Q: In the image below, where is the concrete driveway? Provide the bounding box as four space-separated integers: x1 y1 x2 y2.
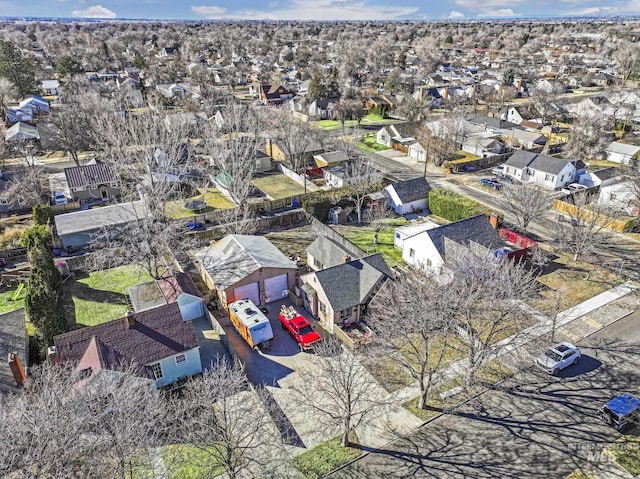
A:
332 311 640 479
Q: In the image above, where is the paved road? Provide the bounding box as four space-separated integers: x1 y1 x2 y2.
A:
332 311 640 479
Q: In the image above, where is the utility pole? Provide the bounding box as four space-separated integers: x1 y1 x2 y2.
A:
423 139 430 179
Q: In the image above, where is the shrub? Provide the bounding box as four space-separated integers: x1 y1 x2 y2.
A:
428 188 481 221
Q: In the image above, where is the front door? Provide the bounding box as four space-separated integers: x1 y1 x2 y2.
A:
100 187 108 201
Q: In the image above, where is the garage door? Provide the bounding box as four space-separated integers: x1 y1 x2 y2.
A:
233 282 260 305
263 274 289 303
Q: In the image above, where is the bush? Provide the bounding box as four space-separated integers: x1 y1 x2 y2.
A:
428 188 481 221
32 205 53 226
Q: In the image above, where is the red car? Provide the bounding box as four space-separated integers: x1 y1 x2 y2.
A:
279 305 321 351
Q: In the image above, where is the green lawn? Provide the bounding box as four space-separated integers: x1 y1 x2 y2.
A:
606 436 640 476
63 265 153 327
162 445 225 479
165 189 236 220
332 218 409 267
252 175 305 200
0 287 25 315
357 135 389 153
292 434 362 479
315 115 397 131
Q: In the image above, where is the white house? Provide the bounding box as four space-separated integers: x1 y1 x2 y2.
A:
323 162 379 189
508 129 547 149
384 177 431 215
500 107 524 125
393 219 438 249
503 150 582 189
605 141 640 165
578 167 622 188
401 214 508 278
597 182 639 216
461 134 504 157
41 80 59 96
408 142 427 162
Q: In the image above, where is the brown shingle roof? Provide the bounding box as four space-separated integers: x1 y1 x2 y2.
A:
54 303 198 377
64 162 118 189
157 271 203 304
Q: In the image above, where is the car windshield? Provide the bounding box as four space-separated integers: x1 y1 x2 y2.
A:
299 325 313 335
545 350 562 362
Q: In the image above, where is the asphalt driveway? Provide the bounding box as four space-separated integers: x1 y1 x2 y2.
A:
332 311 640 478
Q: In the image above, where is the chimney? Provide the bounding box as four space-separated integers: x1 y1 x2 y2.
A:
126 310 135 328
517 80 522 93
342 255 351 264
444 86 449 100
8 352 27 387
489 212 500 230
47 346 60 365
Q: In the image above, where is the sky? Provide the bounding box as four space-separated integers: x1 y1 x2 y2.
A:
0 0 639 21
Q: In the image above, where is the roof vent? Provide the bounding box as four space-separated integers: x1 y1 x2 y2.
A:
125 310 135 328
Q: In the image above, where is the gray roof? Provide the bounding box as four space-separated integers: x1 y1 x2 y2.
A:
54 200 146 236
64 162 118 189
194 234 296 290
5 122 39 141
309 253 392 312
510 129 547 145
425 215 505 259
606 141 640 157
592 167 621 182
468 115 523 131
128 282 166 313
504 150 538 169
388 177 431 204
314 151 349 165
529 154 572 175
306 236 352 269
0 309 27 394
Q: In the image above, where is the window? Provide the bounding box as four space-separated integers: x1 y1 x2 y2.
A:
150 363 163 379
255 159 262 168
409 248 415 258
340 307 352 320
560 175 564 182
314 257 322 269
426 259 432 267
175 354 186 365
110 182 119 188
319 302 327 314
544 173 555 182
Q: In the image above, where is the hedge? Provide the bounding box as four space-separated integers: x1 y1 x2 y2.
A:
428 188 481 222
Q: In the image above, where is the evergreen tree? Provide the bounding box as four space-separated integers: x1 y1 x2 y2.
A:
55 55 84 79
0 40 38 97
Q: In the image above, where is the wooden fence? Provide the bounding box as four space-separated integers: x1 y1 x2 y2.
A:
446 150 514 173
552 199 631 232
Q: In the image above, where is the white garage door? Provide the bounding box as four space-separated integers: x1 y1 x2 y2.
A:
263 274 289 303
233 282 260 305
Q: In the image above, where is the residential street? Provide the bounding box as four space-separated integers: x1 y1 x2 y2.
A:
332 311 640 479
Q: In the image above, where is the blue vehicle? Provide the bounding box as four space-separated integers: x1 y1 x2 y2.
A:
598 393 640 432
186 221 204 231
480 178 501 190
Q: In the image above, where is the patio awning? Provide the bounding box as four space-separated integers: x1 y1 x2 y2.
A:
301 282 316 296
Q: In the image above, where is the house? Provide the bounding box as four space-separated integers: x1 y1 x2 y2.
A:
19 95 50 115
393 219 439 249
96 68 118 81
159 47 179 58
54 200 146 250
500 107 524 125
156 83 188 98
468 115 523 132
461 135 504 157
128 271 205 321
313 151 349 168
299 253 393 333
194 234 297 308
408 142 428 162
53 303 202 389
385 177 431 215
605 141 640 165
365 95 395 115
117 77 141 90
401 214 508 278
265 138 323 164
376 123 419 152
6 108 33 124
579 167 622 188
64 161 122 203
4 122 39 142
41 79 59 96
0 309 28 394
503 150 579 189
306 235 359 272
258 83 293 106
323 161 378 189
593 72 616 87
597 181 639 216
308 97 339 120
508 129 547 149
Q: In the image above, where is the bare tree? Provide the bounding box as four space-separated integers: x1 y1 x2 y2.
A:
553 191 615 262
0 77 16 122
293 338 381 447
500 181 551 234
565 109 611 161
344 159 383 223
170 358 288 479
366 201 394 244
421 114 465 167
529 81 564 125
613 43 640 86
329 123 363 160
368 273 454 409
444 256 541 388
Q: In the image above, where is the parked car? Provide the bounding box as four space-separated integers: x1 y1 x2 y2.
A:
53 192 68 205
480 178 501 190
561 183 588 195
186 221 204 231
598 393 640 432
491 164 505 176
535 342 581 375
